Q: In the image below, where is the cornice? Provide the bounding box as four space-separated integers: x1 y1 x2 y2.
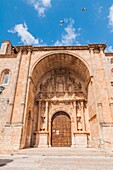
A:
88 44 106 49
15 44 107 52
16 45 88 51
0 54 17 58
0 41 109 54
105 53 113 56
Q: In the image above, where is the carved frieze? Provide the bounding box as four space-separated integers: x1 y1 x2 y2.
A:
36 68 85 100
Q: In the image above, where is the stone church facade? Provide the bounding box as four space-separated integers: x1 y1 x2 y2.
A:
0 40 113 151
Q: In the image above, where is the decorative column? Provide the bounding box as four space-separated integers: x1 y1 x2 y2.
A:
45 101 49 131
11 48 32 125
97 103 104 123
97 103 104 147
81 101 85 131
35 101 41 147
21 49 32 124
48 119 51 147
84 102 90 132
35 101 49 147
88 45 102 147
99 46 112 122
6 49 22 125
73 101 77 131
76 101 82 131
71 101 77 147
37 101 41 131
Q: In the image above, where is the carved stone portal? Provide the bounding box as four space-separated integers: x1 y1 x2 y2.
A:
35 68 88 147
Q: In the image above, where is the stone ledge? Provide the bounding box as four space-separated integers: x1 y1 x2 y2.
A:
73 131 90 134
35 131 49 134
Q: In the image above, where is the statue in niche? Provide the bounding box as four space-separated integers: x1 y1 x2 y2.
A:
42 101 46 112
73 81 82 91
68 84 72 93
77 117 82 131
40 115 46 131
46 78 51 86
39 83 46 92
40 83 43 92
76 101 82 131
78 82 82 89
77 110 81 117
70 77 75 83
77 119 83 131
74 82 78 90
47 83 53 93
40 102 46 131
58 80 64 93
77 102 82 111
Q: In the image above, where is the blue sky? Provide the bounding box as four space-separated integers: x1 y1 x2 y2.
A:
0 0 113 51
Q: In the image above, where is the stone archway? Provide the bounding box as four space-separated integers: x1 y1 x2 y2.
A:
51 111 71 147
24 52 92 148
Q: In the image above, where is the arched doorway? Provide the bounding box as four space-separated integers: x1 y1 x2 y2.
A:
51 111 71 147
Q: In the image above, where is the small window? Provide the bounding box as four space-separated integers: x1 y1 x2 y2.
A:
1 69 10 85
3 73 9 84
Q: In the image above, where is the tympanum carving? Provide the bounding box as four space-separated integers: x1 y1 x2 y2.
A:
36 68 85 100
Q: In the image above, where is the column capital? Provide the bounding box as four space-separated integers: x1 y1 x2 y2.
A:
27 48 33 53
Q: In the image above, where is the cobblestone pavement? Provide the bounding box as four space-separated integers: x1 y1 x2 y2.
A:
0 148 113 170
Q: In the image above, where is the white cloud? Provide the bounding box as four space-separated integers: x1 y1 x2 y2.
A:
26 0 52 16
98 6 103 15
8 23 41 45
54 18 80 46
108 4 113 32
41 0 51 7
108 46 113 52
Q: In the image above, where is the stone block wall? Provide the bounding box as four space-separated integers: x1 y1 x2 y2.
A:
0 41 113 150
0 125 22 151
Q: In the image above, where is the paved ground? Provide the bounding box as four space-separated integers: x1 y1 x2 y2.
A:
0 148 113 170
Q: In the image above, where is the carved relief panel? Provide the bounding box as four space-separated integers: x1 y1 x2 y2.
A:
36 68 87 133
36 68 86 100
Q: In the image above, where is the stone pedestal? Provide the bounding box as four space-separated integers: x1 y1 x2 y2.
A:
72 132 89 148
35 131 49 148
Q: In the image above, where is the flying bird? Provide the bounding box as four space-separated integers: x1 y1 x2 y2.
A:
82 7 86 11
59 24 63 26
59 20 64 26
60 20 64 23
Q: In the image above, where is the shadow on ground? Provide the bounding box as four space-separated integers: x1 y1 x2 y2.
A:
0 159 13 167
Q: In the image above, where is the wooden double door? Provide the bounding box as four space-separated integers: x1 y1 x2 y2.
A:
51 111 71 147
